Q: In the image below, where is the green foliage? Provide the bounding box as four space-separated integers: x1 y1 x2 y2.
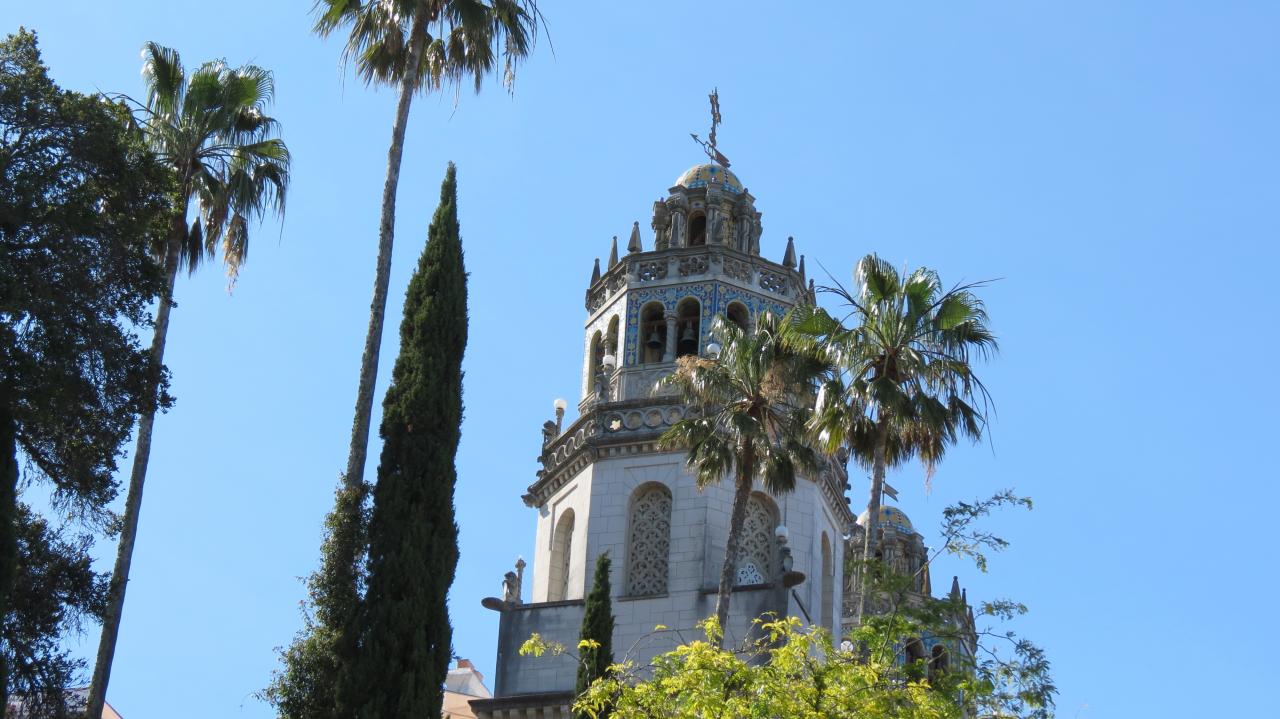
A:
0 29 171 709
262 477 368 719
129 41 291 283
565 494 1054 719
790 254 998 620
0 28 171 514
576 553 615 719
658 312 825 641
576 616 963 719
794 253 998 478
5 505 106 719
313 0 545 95
340 164 467 719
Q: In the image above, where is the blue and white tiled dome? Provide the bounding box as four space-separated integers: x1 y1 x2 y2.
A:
859 505 914 534
674 162 743 194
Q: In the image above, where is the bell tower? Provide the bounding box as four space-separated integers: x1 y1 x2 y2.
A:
475 150 854 718
580 160 811 408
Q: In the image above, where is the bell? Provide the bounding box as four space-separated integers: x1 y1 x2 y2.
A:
680 324 696 342
646 331 663 349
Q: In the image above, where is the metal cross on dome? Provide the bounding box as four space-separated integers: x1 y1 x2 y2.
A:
690 88 732 167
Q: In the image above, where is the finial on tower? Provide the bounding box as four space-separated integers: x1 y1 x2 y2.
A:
690 88 731 167
590 257 601 285
608 236 619 269
628 221 642 253
783 236 797 269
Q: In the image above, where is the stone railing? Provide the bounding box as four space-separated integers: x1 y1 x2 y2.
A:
529 397 698 507
585 245 804 314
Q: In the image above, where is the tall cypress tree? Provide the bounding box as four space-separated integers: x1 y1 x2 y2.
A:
342 163 467 719
575 553 615 719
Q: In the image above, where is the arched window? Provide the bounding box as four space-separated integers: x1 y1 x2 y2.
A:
548 509 575 601
904 638 927 680
640 302 667 364
589 331 604 394
626 484 672 596
688 212 706 246
606 316 620 359
734 494 777 586
930 644 949 683
821 532 835 629
676 298 700 357
726 302 749 333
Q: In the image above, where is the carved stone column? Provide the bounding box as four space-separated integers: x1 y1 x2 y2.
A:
663 312 678 362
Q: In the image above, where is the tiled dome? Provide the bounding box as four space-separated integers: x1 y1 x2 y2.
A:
858 505 914 534
674 162 743 194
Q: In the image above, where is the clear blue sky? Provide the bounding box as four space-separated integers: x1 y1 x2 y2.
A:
6 2 1278 717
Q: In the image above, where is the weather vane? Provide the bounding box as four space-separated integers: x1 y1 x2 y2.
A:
690 88 731 167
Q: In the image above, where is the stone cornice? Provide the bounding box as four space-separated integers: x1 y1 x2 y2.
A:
528 398 856 527
585 244 809 318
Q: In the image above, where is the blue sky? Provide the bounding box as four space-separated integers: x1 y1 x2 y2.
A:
6 2 1279 717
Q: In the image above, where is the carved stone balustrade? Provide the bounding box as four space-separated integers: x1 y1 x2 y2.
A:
584 245 809 316
529 397 700 508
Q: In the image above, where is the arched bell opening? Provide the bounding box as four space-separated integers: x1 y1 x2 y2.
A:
726 301 749 333
589 330 605 394
929 644 949 684
676 298 700 357
904 638 927 681
606 316 620 358
688 212 707 247
640 302 667 365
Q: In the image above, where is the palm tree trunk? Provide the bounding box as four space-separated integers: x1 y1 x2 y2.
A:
714 450 755 648
86 215 182 719
855 422 889 625
342 13 429 494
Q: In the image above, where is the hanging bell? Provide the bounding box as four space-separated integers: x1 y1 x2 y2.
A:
680 324 696 342
646 330 663 349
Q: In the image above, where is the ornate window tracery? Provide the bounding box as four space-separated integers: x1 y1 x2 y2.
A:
734 495 776 586
626 484 672 596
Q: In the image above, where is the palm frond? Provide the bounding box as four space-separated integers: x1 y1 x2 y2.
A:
311 0 543 97
796 254 999 491
140 42 184 120
134 43 290 283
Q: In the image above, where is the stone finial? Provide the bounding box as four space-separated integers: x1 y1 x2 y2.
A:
950 575 962 600
628 221 642 253
590 257 601 285
608 236 619 269
798 254 807 283
783 236 797 269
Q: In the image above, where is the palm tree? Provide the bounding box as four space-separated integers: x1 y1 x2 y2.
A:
792 254 996 622
658 313 823 645
313 0 543 496
86 43 289 718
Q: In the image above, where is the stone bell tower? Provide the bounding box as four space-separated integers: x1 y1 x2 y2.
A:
473 156 855 719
